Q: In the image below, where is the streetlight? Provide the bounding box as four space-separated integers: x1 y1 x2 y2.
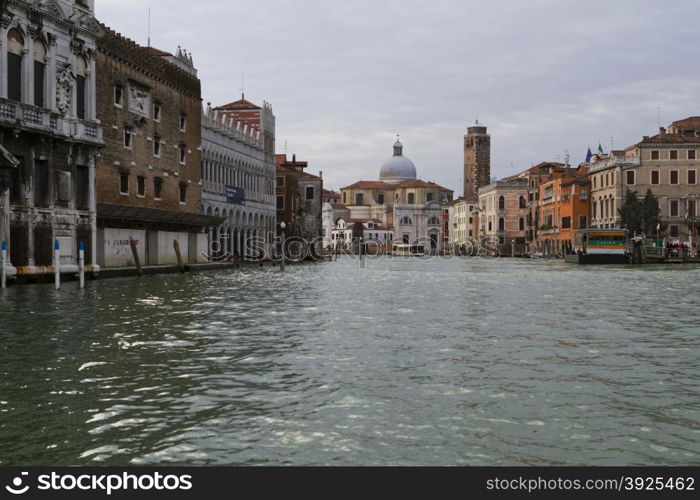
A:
279 222 286 271
511 238 515 258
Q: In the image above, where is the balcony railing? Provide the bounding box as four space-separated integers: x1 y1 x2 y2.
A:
0 98 103 144
587 156 640 173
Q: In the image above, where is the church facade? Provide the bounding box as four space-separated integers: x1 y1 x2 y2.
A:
325 138 453 251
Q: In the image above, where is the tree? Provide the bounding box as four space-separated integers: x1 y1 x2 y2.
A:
618 188 642 234
641 189 662 235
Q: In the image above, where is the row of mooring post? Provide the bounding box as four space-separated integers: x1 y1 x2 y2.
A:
53 239 86 290
0 239 85 290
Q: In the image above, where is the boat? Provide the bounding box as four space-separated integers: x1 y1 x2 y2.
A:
564 228 629 264
391 243 425 257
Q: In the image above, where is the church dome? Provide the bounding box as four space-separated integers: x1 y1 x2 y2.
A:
379 138 417 183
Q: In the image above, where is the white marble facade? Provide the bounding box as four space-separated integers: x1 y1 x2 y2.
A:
201 105 276 259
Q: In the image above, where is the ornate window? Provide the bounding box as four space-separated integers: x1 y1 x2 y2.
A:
400 216 412 225
128 84 150 117
76 56 87 119
428 216 439 225
7 29 24 102
33 41 47 107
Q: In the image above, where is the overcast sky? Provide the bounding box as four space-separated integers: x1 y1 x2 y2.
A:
97 0 700 193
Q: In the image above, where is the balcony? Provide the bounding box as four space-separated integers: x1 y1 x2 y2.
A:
587 155 640 174
539 226 559 235
0 98 103 145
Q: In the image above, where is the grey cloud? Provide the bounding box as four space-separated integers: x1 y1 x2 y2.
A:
98 0 700 192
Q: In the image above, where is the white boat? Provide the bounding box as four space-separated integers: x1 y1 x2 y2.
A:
391 243 425 257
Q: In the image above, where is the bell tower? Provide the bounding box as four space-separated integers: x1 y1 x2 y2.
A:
463 123 490 200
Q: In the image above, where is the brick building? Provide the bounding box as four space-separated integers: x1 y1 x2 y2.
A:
94 27 220 268
276 154 323 241
275 157 300 239
0 0 104 281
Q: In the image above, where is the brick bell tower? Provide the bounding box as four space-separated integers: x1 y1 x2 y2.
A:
463 122 491 200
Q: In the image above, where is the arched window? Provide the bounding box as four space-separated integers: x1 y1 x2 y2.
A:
7 29 24 102
519 217 525 231
400 216 412 225
428 216 439 225
592 200 597 219
498 217 505 231
519 196 526 209
75 56 87 119
499 195 505 210
355 193 364 205
408 193 415 204
33 40 47 107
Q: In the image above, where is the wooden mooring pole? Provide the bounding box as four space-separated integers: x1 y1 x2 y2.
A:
130 238 143 276
173 239 185 273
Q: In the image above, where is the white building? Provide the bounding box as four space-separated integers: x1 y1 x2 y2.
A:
449 197 477 246
201 103 276 259
330 217 393 250
338 138 453 252
0 0 103 280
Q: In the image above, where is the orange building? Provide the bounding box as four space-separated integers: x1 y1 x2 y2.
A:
537 167 590 255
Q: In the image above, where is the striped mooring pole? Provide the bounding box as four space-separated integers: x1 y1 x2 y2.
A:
1 240 7 289
54 239 60 290
79 241 85 289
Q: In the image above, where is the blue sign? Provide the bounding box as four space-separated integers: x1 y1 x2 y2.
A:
226 186 245 205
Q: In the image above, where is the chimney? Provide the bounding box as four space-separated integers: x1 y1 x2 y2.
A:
659 127 666 135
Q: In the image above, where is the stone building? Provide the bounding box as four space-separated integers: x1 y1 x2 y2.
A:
338 138 453 252
584 151 634 231
0 0 103 281
201 102 276 260
463 123 490 201
214 97 275 173
477 177 528 254
94 27 220 268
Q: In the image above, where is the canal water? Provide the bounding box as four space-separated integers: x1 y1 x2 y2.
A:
1 257 698 466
